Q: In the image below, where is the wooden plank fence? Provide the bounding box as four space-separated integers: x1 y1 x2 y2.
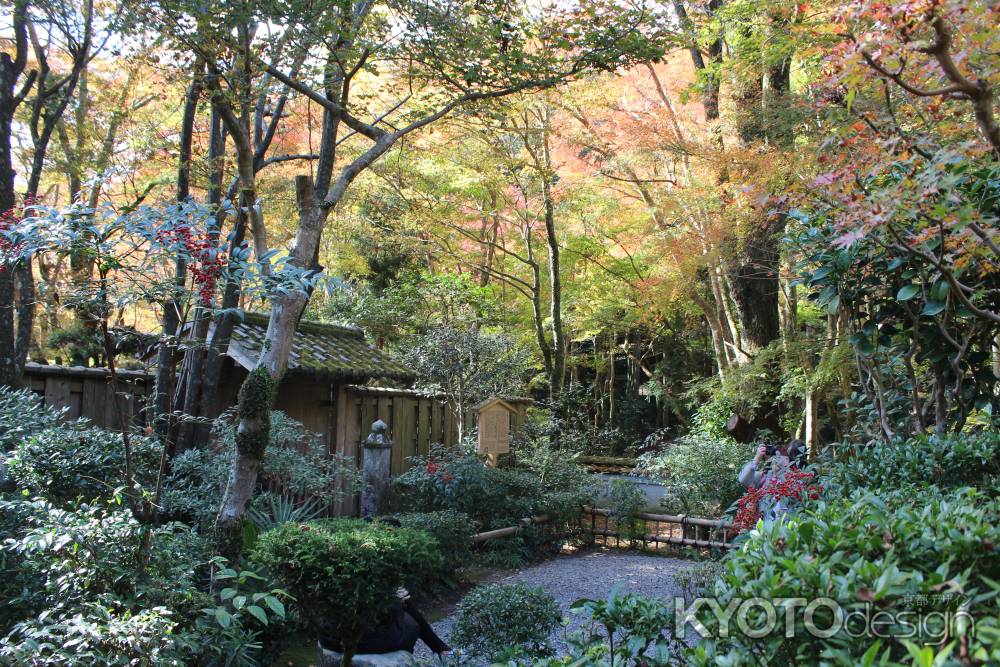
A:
23 363 154 431
337 385 528 474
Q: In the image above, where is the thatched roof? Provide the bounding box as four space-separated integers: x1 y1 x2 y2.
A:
222 313 414 382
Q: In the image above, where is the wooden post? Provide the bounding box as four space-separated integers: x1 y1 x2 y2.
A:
476 397 513 467
805 388 819 462
390 397 407 475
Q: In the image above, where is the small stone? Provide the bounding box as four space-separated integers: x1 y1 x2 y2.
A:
318 643 415 667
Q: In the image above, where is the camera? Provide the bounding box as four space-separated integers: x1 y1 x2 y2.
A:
764 444 777 456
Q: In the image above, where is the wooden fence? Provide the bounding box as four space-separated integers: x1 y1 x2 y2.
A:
337 385 529 476
328 385 529 516
468 508 734 553
23 363 154 431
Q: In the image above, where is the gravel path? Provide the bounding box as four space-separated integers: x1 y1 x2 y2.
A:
415 549 692 662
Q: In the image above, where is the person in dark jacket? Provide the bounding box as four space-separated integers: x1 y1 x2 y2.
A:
319 587 450 658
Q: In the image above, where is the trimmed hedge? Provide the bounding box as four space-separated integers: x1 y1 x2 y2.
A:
252 519 443 663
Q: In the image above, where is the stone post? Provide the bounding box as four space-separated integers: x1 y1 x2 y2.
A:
361 419 392 518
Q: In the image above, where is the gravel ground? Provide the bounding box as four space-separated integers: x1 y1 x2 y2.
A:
414 549 693 663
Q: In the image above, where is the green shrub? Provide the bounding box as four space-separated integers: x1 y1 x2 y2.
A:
687 487 1000 665
389 510 475 576
392 451 593 567
639 434 754 516
827 431 1000 496
451 583 562 660
605 478 646 541
502 592 685 666
0 496 285 665
252 520 443 665
161 410 358 527
2 601 184 666
392 454 544 528
0 497 52 631
0 386 67 451
566 592 680 665
5 426 161 506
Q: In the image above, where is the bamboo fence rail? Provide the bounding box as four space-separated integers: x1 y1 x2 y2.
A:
470 507 735 550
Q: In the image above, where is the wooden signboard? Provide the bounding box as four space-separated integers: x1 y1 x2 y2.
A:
476 398 514 461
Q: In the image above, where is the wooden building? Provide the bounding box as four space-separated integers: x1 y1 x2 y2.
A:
208 313 415 453
206 314 530 469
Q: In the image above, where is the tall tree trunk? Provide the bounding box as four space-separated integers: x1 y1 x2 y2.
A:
691 291 729 380
0 0 31 388
542 175 564 397
214 175 325 560
528 252 552 378
722 218 783 355
176 108 227 452
0 102 21 386
176 43 305 453
711 265 741 363
536 107 565 398
153 64 203 446
723 11 791 358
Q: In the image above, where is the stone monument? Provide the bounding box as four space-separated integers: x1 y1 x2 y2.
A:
361 419 392 517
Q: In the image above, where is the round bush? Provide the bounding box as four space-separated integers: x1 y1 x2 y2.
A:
451 583 562 660
252 520 443 662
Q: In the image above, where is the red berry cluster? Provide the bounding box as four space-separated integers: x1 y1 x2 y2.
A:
155 223 226 306
424 460 454 484
732 467 823 533
0 195 37 272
